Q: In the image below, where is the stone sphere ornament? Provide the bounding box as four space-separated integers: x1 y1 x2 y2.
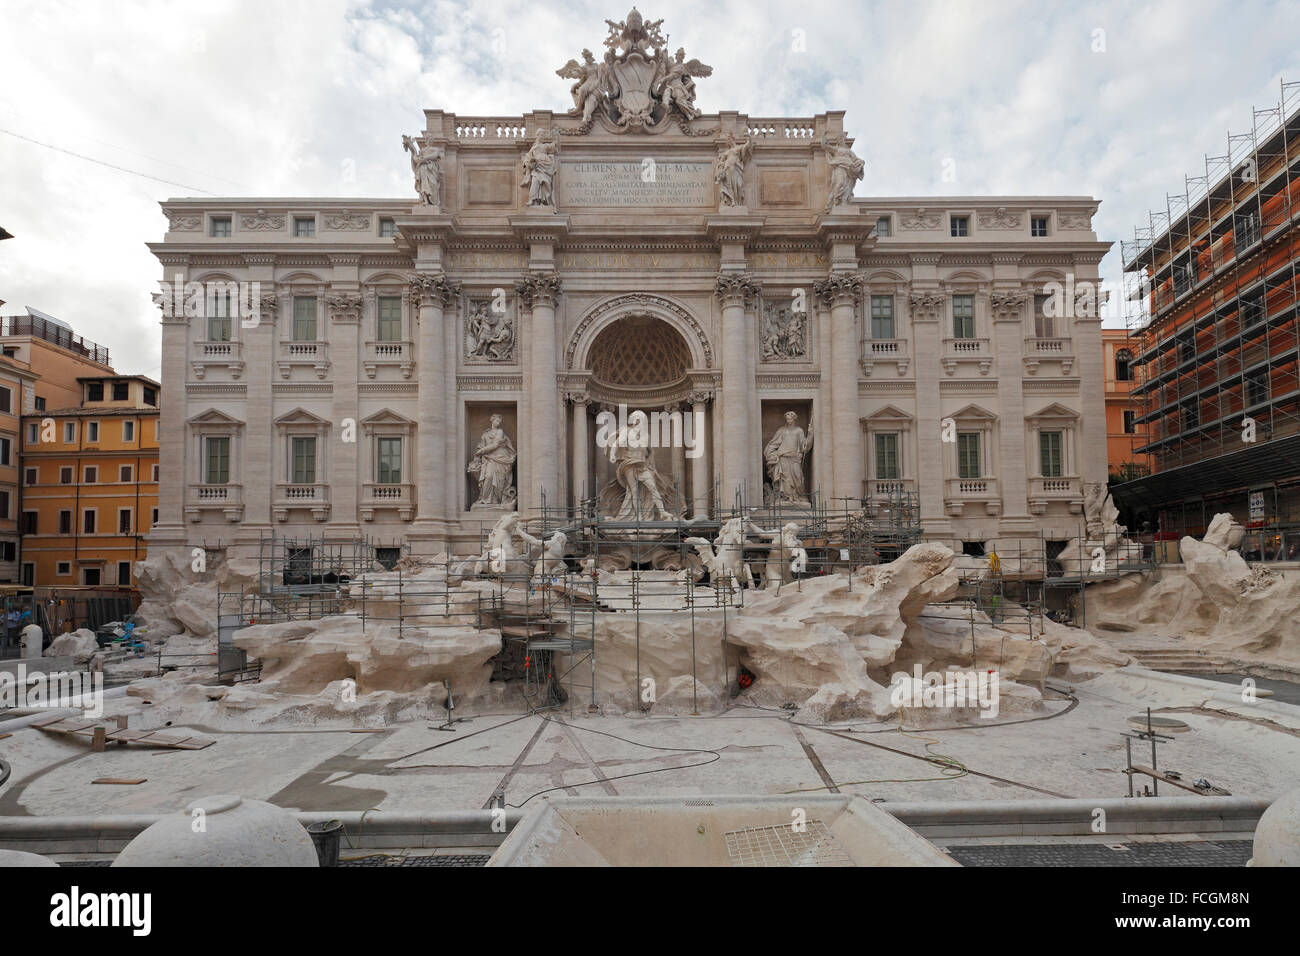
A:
112 794 319 867
1251 785 1300 867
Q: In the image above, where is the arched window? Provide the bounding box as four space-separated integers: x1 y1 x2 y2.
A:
1115 348 1133 382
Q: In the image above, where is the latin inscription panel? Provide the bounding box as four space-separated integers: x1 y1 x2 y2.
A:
559 162 714 207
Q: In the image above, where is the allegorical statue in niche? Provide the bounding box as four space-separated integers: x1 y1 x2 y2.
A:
468 414 517 506
601 410 675 521
466 303 514 361
824 133 865 211
557 48 609 124
402 134 444 208
761 303 807 360
521 131 559 207
714 133 751 208
764 411 814 504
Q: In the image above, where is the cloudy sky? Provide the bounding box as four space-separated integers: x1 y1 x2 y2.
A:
2 0 1298 377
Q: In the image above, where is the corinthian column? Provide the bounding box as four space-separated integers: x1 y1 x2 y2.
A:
714 272 761 509
410 273 460 523
688 388 713 517
815 272 865 503
516 271 562 511
570 393 590 508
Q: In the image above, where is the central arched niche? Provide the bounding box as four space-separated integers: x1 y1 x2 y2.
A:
587 314 692 389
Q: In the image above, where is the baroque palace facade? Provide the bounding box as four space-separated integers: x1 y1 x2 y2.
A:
149 9 1110 560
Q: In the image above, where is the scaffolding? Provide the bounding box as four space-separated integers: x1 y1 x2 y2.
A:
1121 79 1300 536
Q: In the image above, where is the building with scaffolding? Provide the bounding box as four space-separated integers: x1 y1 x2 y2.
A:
1117 80 1300 554
148 8 1113 571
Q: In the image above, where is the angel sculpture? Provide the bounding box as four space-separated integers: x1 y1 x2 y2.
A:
556 49 608 124
655 48 712 120
714 134 751 208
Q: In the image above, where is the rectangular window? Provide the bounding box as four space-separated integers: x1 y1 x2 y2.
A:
21 561 33 585
118 509 132 534
151 507 159 525
1031 216 1049 237
210 216 232 237
87 422 99 443
152 463 160 482
25 423 37 444
119 465 133 483
34 396 44 411
205 436 230 484
1034 294 1054 337
56 561 70 576
377 437 403 484
950 215 969 237
1 543 16 562
378 218 396 237
143 387 157 406
291 437 317 484
0 491 9 519
24 467 36 485
874 216 891 238
84 466 97 484
870 296 895 339
874 432 900 480
1039 431 1063 477
118 562 132 586
293 216 316 237
208 290 232 341
112 382 128 401
957 432 981 479
1123 410 1136 434
0 387 10 413
20 511 37 534
83 510 96 534
59 467 73 485
83 568 100 586
0 437 9 466
952 294 976 338
377 296 402 342
292 296 317 341
59 510 72 535
1247 367 1269 406
1183 401 1200 430
64 422 76 443
87 382 104 401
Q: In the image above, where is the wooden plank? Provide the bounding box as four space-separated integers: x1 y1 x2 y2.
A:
1129 764 1229 796
92 778 147 785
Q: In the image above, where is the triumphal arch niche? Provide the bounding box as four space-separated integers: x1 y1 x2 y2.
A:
154 5 1108 560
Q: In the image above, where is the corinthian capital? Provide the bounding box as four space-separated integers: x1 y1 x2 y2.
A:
813 272 865 305
514 271 562 307
409 273 461 308
714 271 761 304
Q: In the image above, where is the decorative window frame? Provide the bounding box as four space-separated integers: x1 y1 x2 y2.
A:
276 276 331 379
861 405 915 495
185 409 245 523
273 408 331 522
363 279 415 378
360 409 417 522
943 403 1000 516
1025 403 1083 515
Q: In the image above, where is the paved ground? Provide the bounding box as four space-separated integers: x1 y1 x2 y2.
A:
3 668 1298 816
1172 672 1300 706
945 840 1252 867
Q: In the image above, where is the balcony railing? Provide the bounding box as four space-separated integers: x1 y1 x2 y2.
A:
859 338 910 376
277 340 331 379
1028 476 1082 514
361 482 415 521
192 340 244 380
273 482 331 521
863 478 916 499
940 337 992 375
944 476 1000 516
1022 336 1075 375
363 340 414 379
0 315 111 365
185 483 243 522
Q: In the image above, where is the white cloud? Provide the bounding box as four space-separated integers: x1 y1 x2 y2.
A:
1 0 1297 374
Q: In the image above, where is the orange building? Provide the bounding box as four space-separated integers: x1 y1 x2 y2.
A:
20 375 160 587
1102 328 1144 479
1 308 113 410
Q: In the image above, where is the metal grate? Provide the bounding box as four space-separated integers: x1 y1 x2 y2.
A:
724 821 853 867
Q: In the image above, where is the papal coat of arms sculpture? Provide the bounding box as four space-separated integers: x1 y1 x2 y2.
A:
556 7 714 134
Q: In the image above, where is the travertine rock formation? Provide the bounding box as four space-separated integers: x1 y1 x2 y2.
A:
44 628 99 663
133 549 258 640
1088 512 1299 668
